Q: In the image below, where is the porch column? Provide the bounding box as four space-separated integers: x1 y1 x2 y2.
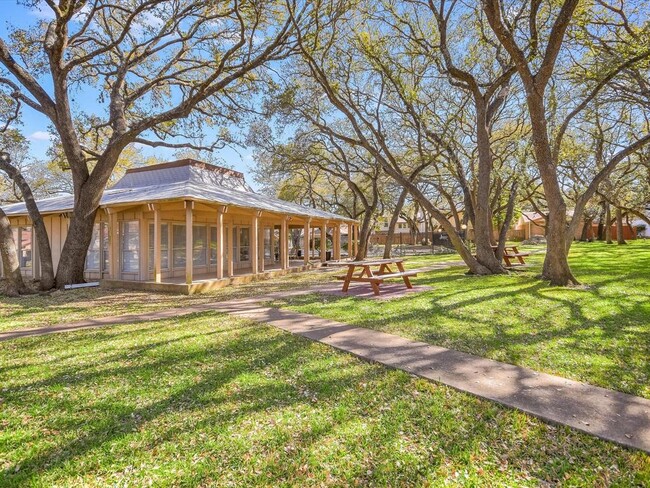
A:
348 224 353 258
320 222 327 263
151 204 162 283
355 224 359 257
227 223 234 277
303 219 310 265
334 224 341 260
185 200 193 285
217 206 226 280
251 212 260 274
281 217 289 270
108 209 119 279
259 222 265 273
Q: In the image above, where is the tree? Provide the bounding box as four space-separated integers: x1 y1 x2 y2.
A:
0 206 27 296
0 150 56 289
251 125 388 259
1 0 313 287
482 0 650 285
388 0 518 272
282 0 513 274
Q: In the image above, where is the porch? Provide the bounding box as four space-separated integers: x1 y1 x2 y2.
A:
98 199 360 293
102 260 325 294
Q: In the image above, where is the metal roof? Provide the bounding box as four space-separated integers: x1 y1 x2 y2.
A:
1 160 354 222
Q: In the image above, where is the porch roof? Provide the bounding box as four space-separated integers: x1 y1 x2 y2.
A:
1 160 354 222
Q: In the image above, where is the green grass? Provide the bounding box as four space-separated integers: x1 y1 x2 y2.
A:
0 268 334 332
275 241 650 398
1 313 648 486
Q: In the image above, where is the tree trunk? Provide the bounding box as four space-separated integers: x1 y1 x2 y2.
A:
423 212 429 244
355 209 374 260
605 203 613 244
55 187 100 287
579 218 592 241
616 207 627 245
473 101 506 274
0 160 55 290
596 203 605 240
526 92 577 285
384 187 408 258
495 181 518 263
0 207 27 296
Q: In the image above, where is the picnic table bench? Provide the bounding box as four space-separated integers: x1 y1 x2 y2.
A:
491 245 530 267
330 258 418 295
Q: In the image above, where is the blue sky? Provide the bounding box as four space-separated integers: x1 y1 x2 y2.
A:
1 1 259 187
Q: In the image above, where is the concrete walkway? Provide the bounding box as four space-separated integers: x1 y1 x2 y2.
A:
2 289 649 453
212 298 650 453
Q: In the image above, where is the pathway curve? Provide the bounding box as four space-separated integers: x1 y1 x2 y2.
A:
2 282 649 453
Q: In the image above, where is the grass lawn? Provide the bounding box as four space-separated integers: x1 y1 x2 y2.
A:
274 241 650 398
0 252 466 333
0 268 334 333
1 312 648 486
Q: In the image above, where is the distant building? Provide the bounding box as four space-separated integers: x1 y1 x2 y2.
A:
511 210 637 241
371 216 427 245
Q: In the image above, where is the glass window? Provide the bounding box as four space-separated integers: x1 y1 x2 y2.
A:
121 221 139 272
232 226 238 263
273 228 280 262
173 224 186 268
223 226 229 269
101 222 109 272
264 228 272 259
239 227 250 262
210 226 218 265
19 227 32 268
193 225 207 266
148 223 169 271
86 224 100 270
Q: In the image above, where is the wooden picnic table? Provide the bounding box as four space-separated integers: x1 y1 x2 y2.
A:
491 245 530 267
330 258 418 295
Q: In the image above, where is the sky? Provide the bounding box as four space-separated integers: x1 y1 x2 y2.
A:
0 1 260 189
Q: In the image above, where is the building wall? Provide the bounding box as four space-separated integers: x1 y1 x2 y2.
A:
371 232 421 246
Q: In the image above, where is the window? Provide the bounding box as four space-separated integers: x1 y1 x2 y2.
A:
86 224 101 270
210 226 218 265
232 227 239 263
121 221 139 272
172 224 186 268
148 223 169 271
239 227 250 262
193 225 207 266
101 223 109 272
13 227 32 268
263 228 272 259
273 228 280 262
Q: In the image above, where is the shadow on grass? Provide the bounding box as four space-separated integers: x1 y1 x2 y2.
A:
2 314 646 486
276 243 650 396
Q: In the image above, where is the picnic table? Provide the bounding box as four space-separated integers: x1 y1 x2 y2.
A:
330 258 418 295
491 245 530 267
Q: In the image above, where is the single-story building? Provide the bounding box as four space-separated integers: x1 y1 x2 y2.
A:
511 211 637 241
1 159 359 293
